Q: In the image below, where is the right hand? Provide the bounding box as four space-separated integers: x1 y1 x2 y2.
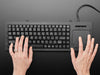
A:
71 34 99 75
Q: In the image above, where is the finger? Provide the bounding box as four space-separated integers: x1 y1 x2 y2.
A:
29 46 33 63
18 35 24 53
9 43 14 57
85 34 91 52
71 48 76 63
90 44 98 62
14 37 19 52
89 38 95 55
78 36 83 55
23 37 28 55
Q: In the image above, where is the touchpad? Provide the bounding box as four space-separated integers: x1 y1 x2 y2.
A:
73 30 89 50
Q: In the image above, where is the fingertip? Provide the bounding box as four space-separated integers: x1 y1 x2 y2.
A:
94 43 99 53
88 34 91 37
9 43 14 56
30 46 33 53
97 43 99 46
70 48 73 52
70 48 72 53
25 37 28 39
9 43 11 52
92 38 95 40
96 43 99 48
70 48 74 54
16 37 19 39
70 47 73 50
71 47 74 50
26 37 29 40
10 43 13 49
31 46 33 52
79 36 81 40
30 46 32 49
20 35 24 40
25 37 28 43
70 48 76 62
11 43 13 46
31 46 33 49
88 34 91 40
19 35 24 42
92 38 95 42
22 35 24 37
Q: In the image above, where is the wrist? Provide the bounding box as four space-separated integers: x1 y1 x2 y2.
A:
13 69 26 75
77 71 90 75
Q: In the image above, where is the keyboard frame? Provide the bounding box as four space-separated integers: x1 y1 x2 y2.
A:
5 22 92 52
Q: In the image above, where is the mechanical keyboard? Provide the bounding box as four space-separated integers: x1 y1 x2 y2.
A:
5 22 92 51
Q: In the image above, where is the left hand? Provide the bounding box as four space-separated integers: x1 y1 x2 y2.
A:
9 36 33 75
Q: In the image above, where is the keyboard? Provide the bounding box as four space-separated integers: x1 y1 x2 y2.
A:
5 22 92 51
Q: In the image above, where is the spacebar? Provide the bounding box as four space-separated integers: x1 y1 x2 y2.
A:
32 45 43 48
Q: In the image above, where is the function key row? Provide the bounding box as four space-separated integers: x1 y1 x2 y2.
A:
8 24 70 28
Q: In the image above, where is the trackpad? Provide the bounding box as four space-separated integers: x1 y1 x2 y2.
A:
73 30 89 50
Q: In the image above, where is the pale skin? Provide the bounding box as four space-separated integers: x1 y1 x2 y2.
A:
9 35 98 75
9 36 33 75
71 34 99 75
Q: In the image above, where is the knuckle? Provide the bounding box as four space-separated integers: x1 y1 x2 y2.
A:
19 43 22 47
25 44 27 48
23 54 27 59
18 55 21 58
18 46 22 50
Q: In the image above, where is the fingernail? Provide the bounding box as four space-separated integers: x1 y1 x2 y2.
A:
92 38 95 41
96 43 99 46
79 36 81 39
26 37 29 39
88 34 91 37
22 35 24 38
11 43 13 46
31 46 32 49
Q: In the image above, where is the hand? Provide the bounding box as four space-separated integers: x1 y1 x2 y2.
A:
71 34 99 75
9 36 33 75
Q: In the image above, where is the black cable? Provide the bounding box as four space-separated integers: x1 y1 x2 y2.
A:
76 4 100 22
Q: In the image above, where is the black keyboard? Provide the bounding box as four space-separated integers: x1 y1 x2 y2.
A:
5 22 92 51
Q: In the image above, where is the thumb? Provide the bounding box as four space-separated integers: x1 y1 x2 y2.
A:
71 48 76 63
29 46 33 63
